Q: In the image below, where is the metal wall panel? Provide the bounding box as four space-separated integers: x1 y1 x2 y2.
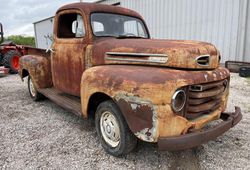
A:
99 0 248 63
243 0 250 62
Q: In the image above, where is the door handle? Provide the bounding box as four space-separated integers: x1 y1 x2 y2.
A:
46 48 55 53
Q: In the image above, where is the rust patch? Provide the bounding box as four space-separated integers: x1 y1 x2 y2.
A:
81 65 230 141
92 38 220 69
114 93 158 142
19 53 52 89
116 98 153 132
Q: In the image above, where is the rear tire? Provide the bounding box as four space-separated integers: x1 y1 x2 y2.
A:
28 76 44 101
95 100 137 156
3 50 21 74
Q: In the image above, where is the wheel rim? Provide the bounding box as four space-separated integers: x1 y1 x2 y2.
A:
100 111 120 147
29 79 36 97
11 56 20 70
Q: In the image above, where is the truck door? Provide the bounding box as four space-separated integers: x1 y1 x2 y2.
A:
52 10 87 96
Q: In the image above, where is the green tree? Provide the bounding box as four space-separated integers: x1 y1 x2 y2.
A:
5 35 35 47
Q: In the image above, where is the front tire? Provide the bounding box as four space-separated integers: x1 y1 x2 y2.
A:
95 100 137 156
28 76 43 101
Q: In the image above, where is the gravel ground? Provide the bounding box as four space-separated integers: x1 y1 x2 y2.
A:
0 73 249 170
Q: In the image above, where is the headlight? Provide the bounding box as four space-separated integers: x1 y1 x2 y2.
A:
171 89 186 112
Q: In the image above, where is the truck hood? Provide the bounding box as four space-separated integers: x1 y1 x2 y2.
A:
92 38 220 69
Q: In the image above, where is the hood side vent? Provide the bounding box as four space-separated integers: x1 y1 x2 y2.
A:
105 52 168 64
196 55 210 66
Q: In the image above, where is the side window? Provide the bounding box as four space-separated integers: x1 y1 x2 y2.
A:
57 13 85 38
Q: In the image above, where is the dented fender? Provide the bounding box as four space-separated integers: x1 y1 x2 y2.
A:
19 55 53 89
80 65 230 142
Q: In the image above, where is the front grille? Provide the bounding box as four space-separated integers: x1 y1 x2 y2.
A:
186 79 228 119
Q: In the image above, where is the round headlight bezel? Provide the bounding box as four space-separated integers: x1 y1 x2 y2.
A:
171 89 187 112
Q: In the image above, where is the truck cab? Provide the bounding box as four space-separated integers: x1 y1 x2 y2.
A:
19 3 242 156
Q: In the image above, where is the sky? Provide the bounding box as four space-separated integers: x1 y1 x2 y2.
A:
0 0 97 36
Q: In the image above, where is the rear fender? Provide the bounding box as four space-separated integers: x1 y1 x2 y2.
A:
19 55 52 89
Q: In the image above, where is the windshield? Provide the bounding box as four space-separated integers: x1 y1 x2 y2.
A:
91 13 149 38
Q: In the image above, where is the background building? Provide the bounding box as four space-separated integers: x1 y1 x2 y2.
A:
34 0 250 63
34 17 54 49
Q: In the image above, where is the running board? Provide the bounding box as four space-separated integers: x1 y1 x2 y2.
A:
38 87 82 117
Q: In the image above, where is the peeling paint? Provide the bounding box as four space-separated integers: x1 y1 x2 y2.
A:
114 93 158 142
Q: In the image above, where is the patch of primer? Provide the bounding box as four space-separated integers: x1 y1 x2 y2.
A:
131 103 138 110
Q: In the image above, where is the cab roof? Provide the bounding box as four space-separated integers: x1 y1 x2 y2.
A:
57 3 142 19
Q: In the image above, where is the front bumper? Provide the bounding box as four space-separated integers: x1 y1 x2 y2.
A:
158 107 242 151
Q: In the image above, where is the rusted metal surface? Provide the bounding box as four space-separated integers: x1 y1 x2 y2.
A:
57 3 144 26
158 107 242 151
81 65 230 141
114 93 157 142
19 48 52 89
51 9 91 96
187 79 229 119
92 38 220 69
18 2 238 145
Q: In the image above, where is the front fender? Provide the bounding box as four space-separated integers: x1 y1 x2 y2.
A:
19 55 52 89
81 65 230 142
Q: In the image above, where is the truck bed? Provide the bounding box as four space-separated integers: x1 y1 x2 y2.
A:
24 46 50 57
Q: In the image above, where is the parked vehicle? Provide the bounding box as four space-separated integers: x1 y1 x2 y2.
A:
0 23 26 73
18 3 242 156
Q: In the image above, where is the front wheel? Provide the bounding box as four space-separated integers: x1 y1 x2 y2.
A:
95 100 137 156
28 76 44 101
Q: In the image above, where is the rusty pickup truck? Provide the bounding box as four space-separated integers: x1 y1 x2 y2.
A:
19 3 242 156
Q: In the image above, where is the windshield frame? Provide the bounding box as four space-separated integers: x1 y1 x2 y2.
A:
90 12 150 39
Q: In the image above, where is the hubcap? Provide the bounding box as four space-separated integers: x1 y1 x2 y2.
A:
29 79 36 97
11 56 20 70
100 111 120 147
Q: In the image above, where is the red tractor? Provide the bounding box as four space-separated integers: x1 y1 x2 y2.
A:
0 23 26 73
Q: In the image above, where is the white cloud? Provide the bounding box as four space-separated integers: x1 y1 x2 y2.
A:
6 24 34 36
0 0 97 36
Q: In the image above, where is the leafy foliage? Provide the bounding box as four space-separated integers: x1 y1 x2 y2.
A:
5 35 35 47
